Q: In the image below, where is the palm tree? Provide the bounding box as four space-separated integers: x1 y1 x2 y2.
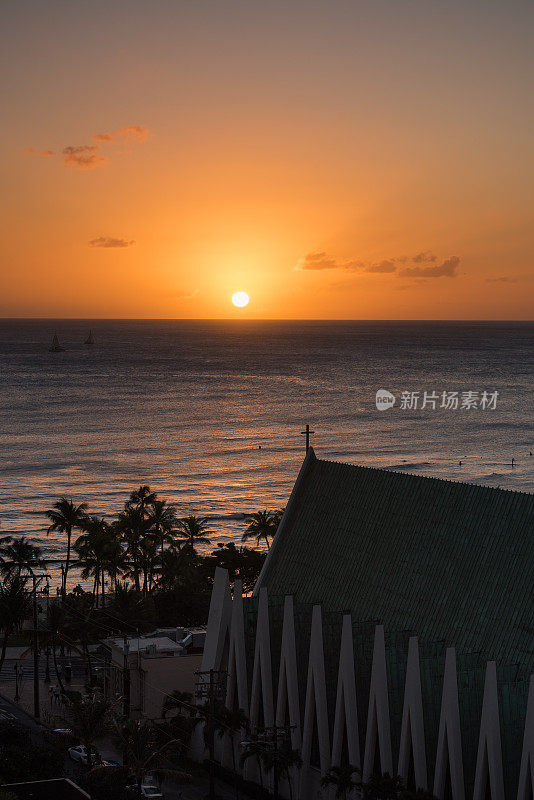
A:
127 486 157 517
45 499 88 599
261 741 302 800
360 772 406 799
239 736 265 794
156 546 200 591
162 690 195 760
107 583 153 633
148 500 178 560
62 693 112 769
162 689 193 718
113 718 189 800
241 511 278 550
321 764 360 799
0 577 32 675
46 600 69 689
115 506 153 592
75 517 113 606
176 516 213 551
0 537 46 579
215 705 249 798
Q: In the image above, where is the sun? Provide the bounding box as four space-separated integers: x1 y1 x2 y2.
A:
232 291 250 308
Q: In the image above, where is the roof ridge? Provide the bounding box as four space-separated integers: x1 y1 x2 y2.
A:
315 456 534 498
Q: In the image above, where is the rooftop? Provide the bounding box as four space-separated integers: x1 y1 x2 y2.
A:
256 448 534 671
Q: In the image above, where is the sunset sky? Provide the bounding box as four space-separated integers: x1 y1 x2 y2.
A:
1 0 533 319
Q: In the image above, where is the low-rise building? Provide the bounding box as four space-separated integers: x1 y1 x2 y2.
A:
101 628 205 720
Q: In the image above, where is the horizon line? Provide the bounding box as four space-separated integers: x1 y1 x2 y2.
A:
0 317 533 323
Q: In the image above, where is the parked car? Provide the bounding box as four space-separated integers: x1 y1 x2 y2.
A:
125 785 163 799
67 744 101 765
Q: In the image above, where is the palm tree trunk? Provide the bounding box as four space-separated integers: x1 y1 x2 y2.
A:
258 759 264 793
45 646 51 683
63 527 72 599
284 769 293 800
52 643 65 691
0 628 11 676
101 567 105 607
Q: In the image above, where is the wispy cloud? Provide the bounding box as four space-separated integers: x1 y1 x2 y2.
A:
93 125 150 144
26 124 151 170
63 145 106 170
295 252 365 271
485 276 517 283
366 259 397 274
24 147 55 157
296 250 461 279
399 256 460 278
89 236 135 248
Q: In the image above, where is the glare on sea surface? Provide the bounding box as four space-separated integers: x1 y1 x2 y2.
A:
232 291 249 308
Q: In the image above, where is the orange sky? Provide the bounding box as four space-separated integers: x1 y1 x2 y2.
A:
1 0 533 319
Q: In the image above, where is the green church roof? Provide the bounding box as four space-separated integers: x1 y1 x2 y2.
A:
256 448 534 673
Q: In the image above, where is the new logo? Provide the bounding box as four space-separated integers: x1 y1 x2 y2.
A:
375 389 396 411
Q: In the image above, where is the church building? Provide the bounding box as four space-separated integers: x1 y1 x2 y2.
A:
197 448 534 799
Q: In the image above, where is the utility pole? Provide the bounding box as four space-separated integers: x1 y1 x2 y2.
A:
272 724 279 800
123 635 130 719
195 667 227 800
31 572 40 720
28 569 45 720
300 424 315 452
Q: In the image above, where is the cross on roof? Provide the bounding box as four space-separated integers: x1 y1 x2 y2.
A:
300 424 315 452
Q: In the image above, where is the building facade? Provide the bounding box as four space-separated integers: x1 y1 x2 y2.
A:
102 631 204 720
196 448 534 800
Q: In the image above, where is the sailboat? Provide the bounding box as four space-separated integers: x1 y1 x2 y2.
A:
49 334 65 352
84 330 95 346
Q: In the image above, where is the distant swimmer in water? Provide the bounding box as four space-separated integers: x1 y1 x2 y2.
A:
258 445 262 449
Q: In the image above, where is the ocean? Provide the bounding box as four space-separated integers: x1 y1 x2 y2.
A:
0 319 532 589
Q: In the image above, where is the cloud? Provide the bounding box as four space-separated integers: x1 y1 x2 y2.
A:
366 259 397 274
412 251 437 263
89 236 135 248
24 147 55 157
296 250 461 279
27 124 150 171
399 256 460 278
93 125 150 143
63 145 107 170
485 276 517 283
296 252 339 270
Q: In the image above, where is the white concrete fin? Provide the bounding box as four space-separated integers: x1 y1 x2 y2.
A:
433 648 465 800
517 676 534 800
225 579 249 715
250 586 275 729
245 587 274 784
221 580 249 771
362 625 393 781
200 566 232 673
301 605 331 775
331 613 361 773
398 636 427 790
472 662 505 800
192 567 232 762
275 595 302 749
